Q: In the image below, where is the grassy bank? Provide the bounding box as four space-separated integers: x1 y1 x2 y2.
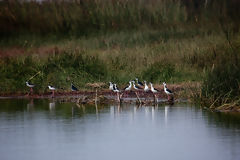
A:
0 29 225 93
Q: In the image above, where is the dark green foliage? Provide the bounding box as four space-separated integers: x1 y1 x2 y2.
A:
141 62 175 82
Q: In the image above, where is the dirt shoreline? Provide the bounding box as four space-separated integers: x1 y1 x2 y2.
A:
0 90 184 105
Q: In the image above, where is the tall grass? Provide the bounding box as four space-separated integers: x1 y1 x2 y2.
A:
1 0 240 39
0 0 188 38
199 37 240 109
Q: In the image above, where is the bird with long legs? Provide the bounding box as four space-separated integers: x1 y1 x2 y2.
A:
163 82 174 101
150 82 160 103
48 85 56 98
132 81 142 104
143 81 150 101
122 81 132 97
26 81 35 96
113 84 121 102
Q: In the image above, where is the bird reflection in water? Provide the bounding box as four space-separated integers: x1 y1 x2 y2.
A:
165 105 169 125
49 100 56 111
27 99 34 111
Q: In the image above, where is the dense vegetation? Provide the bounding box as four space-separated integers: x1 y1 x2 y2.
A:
0 0 240 110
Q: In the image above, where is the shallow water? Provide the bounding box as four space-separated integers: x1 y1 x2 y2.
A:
0 99 240 160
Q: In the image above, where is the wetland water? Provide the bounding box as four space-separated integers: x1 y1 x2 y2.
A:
0 99 240 160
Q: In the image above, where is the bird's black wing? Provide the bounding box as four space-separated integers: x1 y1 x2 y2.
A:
72 84 78 91
138 81 144 86
28 81 35 85
166 88 172 93
123 85 128 90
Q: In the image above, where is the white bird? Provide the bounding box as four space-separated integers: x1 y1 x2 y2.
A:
113 84 120 93
109 82 114 91
132 81 142 90
143 81 149 92
48 85 56 90
26 81 35 88
150 82 159 93
163 82 173 101
123 81 132 91
163 82 173 95
26 81 35 95
48 85 56 97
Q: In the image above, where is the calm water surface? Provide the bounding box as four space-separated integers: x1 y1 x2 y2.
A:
0 99 240 160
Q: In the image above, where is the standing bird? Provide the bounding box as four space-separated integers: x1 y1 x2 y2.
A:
122 81 132 97
150 82 159 93
26 81 35 95
123 81 132 91
150 82 159 103
132 81 142 90
48 85 56 97
71 83 78 91
113 84 121 102
163 82 173 101
143 81 149 92
135 78 144 87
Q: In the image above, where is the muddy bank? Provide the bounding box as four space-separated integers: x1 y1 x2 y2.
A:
0 90 185 105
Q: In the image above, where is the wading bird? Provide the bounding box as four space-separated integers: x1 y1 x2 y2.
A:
150 82 160 103
150 82 159 93
123 81 132 91
26 81 35 95
163 82 173 101
132 81 142 90
122 81 132 97
48 85 56 97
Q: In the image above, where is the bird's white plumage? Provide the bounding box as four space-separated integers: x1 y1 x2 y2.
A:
163 82 173 95
144 81 149 92
26 81 35 88
109 82 114 91
132 81 141 90
48 85 56 90
150 83 158 93
124 81 132 91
